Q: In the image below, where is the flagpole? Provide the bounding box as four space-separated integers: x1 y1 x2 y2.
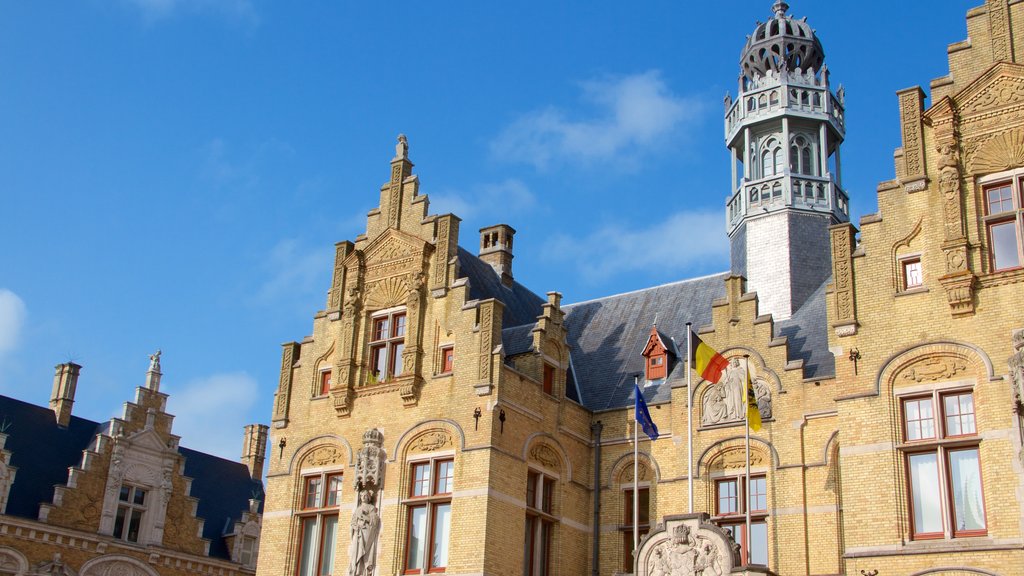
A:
686 322 693 514
633 375 639 553
744 355 751 566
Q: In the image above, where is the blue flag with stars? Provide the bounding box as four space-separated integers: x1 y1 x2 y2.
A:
634 382 659 441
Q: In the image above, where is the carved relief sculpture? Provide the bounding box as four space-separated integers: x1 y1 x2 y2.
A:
642 523 729 576
348 429 386 576
701 360 750 426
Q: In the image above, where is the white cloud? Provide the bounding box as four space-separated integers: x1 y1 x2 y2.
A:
544 211 729 282
0 290 26 355
124 0 259 27
252 239 332 306
492 71 703 170
428 179 536 220
165 372 259 459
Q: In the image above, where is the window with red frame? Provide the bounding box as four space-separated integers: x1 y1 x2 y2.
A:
370 309 406 382
646 354 666 380
297 471 342 576
982 175 1024 271
901 390 985 539
901 256 923 291
524 471 557 576
405 458 453 574
621 487 650 572
440 346 454 374
713 475 768 566
318 369 332 397
542 364 554 396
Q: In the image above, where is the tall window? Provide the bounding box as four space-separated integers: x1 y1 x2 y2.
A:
902 389 985 539
297 472 342 576
370 308 406 382
524 471 557 576
621 487 650 572
113 485 147 543
759 139 782 178
318 369 332 397
789 135 817 176
982 174 1024 271
543 364 555 395
713 475 768 566
405 458 453 574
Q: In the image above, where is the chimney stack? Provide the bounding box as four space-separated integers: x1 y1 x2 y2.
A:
50 362 81 427
478 224 515 287
241 424 269 480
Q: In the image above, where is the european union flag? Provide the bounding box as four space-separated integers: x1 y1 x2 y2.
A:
634 382 659 441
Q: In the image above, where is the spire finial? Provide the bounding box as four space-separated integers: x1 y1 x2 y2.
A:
772 0 788 17
146 350 162 391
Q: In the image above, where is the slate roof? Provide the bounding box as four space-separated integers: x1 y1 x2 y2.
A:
562 273 730 411
774 278 835 379
456 247 545 328
0 394 261 561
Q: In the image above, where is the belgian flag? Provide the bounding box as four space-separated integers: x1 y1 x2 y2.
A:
690 332 729 384
746 365 762 432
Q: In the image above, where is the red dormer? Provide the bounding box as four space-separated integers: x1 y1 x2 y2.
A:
641 326 670 381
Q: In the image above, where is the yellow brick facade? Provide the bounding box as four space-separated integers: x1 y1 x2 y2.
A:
257 3 1024 576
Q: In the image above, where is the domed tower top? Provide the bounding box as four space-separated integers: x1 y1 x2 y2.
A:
740 1 825 82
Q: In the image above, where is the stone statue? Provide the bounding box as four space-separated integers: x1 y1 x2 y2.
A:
723 359 745 420
753 378 772 420
936 143 958 173
348 488 381 576
395 134 409 160
149 349 162 372
702 385 729 426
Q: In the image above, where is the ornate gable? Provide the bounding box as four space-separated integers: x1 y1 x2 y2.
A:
357 227 432 286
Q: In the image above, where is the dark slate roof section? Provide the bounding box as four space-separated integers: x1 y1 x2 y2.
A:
0 394 262 562
180 447 264 560
774 278 835 379
0 396 102 519
562 272 730 411
500 324 536 357
456 247 545 328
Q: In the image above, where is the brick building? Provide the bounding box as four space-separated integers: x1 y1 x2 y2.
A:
0 353 267 576
258 1 1024 575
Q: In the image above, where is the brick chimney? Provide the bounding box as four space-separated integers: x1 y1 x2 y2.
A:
241 424 269 480
479 224 515 287
50 362 81 427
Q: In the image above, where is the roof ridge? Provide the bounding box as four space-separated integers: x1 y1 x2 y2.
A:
562 270 730 309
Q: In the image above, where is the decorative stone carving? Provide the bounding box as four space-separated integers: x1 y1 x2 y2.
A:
899 357 968 383
701 360 746 426
708 447 766 473
635 516 737 576
273 342 298 425
355 429 385 491
830 224 857 335
348 429 385 576
529 443 560 470
1008 329 1024 409
0 548 26 575
899 88 926 181
969 128 1024 174
365 275 409 310
348 488 381 576
408 431 452 454
621 461 650 484
303 446 343 468
34 553 77 576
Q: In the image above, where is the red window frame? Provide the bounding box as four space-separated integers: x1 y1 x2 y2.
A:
982 177 1024 272
901 257 923 290
404 458 454 574
296 471 342 576
370 309 406 382
440 346 454 374
902 396 936 442
318 369 332 397
900 389 986 540
524 470 557 576
622 487 651 572
542 364 554 395
646 353 667 380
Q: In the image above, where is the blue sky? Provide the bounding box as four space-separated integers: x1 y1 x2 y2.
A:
0 0 978 459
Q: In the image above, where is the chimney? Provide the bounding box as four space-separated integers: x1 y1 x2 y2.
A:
241 424 269 480
478 224 515 287
50 362 81 427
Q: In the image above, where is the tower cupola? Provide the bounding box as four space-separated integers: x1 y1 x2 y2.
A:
723 1 849 321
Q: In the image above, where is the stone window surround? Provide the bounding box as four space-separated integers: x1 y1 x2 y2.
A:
403 456 454 574
978 167 1024 273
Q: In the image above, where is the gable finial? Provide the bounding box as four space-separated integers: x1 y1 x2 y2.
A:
395 134 409 161
772 0 788 17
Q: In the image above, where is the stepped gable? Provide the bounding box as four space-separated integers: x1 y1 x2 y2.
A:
456 246 545 328
0 395 100 519
180 447 264 560
773 276 834 379
0 394 260 561
562 272 729 411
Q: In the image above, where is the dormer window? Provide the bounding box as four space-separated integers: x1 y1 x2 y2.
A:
641 327 672 381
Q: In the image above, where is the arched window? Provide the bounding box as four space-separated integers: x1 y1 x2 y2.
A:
801 146 813 176
771 182 782 198
769 91 779 106
758 94 767 109
760 138 782 178
760 150 772 178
